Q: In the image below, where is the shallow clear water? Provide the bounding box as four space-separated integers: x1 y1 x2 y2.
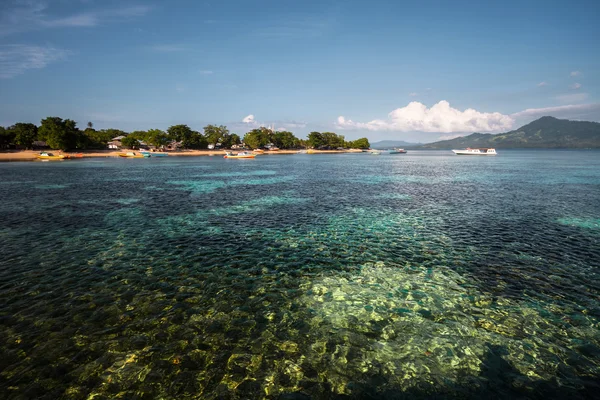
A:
1 150 599 399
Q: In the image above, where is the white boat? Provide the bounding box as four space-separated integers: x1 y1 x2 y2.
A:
370 150 381 155
452 148 496 156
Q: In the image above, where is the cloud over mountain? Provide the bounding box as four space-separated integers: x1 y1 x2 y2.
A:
336 101 514 133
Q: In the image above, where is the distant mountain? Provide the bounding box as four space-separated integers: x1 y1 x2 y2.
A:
414 117 600 149
370 140 420 149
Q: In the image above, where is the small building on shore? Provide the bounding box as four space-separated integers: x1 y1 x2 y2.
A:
107 135 125 149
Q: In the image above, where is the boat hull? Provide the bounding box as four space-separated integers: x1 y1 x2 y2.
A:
118 153 145 158
224 155 256 159
140 152 168 157
452 150 496 156
37 156 65 160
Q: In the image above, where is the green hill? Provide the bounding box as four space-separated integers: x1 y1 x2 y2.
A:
414 117 600 149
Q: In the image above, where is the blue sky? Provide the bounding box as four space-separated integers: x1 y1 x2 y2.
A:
0 0 599 142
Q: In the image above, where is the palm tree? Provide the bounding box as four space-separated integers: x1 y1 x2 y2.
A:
87 121 93 129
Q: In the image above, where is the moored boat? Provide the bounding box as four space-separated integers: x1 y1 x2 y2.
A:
370 150 381 155
140 151 168 157
452 148 497 155
118 152 145 158
224 151 256 159
389 148 407 154
37 152 65 160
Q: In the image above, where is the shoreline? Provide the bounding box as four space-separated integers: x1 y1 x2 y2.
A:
0 148 364 161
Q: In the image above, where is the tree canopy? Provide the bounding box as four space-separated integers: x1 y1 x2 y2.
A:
10 123 38 149
204 125 230 146
0 126 15 149
0 116 372 152
146 129 170 149
243 127 272 149
121 136 140 149
272 131 300 149
38 118 82 151
168 124 208 149
349 137 370 149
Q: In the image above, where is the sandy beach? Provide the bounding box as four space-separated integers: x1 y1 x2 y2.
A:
0 148 364 161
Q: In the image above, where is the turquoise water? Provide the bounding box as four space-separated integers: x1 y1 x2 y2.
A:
1 150 599 399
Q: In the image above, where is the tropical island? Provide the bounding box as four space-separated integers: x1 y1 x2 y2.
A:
412 117 600 149
0 117 370 159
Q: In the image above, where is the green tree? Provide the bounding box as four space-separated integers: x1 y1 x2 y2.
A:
351 138 370 149
146 129 169 149
10 123 38 149
229 133 241 147
221 132 241 148
307 131 324 148
322 132 345 148
87 121 93 129
272 131 299 149
167 124 193 142
38 117 82 151
121 135 140 149
204 125 230 146
184 130 208 149
243 127 272 149
0 126 16 149
129 130 148 141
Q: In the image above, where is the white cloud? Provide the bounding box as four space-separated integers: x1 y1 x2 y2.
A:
537 81 548 87
569 82 581 90
0 44 69 78
570 70 581 77
336 101 514 133
199 70 213 75
409 92 418 97
554 93 588 103
0 1 151 36
175 84 186 93
511 103 600 120
44 14 98 27
240 115 306 131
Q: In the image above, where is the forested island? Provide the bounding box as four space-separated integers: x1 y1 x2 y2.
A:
0 117 370 151
413 117 600 149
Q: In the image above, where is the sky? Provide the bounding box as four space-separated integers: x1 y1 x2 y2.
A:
0 0 599 143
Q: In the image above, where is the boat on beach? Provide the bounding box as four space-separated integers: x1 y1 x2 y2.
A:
224 151 256 159
37 152 65 160
452 148 497 155
118 152 145 158
140 151 168 157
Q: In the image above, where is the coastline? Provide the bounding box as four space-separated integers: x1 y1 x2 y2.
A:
0 148 364 161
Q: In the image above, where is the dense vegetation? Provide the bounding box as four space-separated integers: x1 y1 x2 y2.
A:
415 117 600 149
0 118 370 151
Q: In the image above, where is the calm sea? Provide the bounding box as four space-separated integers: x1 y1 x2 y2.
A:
1 150 599 399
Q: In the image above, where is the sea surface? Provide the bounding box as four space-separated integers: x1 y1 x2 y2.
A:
1 150 599 399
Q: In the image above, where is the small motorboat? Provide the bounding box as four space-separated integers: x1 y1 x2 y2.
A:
140 151 168 157
389 148 407 154
118 152 145 158
452 148 497 156
370 150 381 155
224 151 256 159
37 152 65 160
